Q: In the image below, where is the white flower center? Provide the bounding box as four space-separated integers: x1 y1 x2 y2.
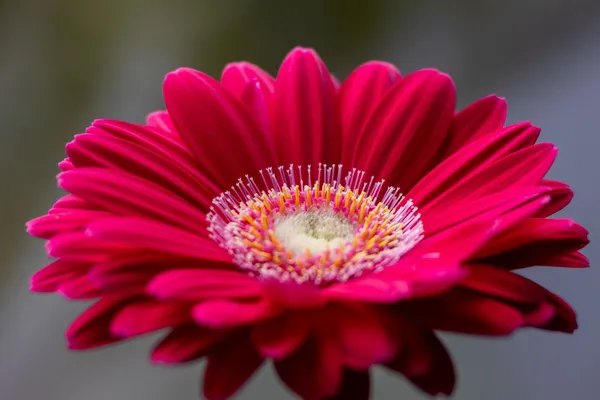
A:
273 208 356 256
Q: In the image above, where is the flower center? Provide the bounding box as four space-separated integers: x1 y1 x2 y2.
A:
207 164 424 285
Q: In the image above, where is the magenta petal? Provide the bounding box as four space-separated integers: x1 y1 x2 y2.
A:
26 210 111 239
334 304 398 369
323 278 411 303
353 69 455 190
59 168 209 236
147 269 262 301
192 298 275 329
272 47 340 166
66 296 132 350
30 260 86 292
58 274 104 299
67 133 216 211
146 111 177 135
151 325 230 364
221 62 275 100
543 251 590 268
86 217 231 262
111 301 192 338
203 336 264 400
444 95 507 156
339 61 401 165
164 68 276 189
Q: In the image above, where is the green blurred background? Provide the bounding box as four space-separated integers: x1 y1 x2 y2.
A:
1 1 599 399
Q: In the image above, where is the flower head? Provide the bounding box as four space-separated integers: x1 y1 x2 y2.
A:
27 47 589 399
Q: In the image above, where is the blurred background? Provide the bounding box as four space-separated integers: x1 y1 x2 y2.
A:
1 0 599 399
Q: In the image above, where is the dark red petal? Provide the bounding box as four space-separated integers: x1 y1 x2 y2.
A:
59 168 209 236
203 335 264 400
405 289 524 336
147 269 262 301
327 369 370 400
151 325 231 364
252 312 310 360
221 62 275 100
339 61 401 165
444 95 507 156
542 292 578 333
272 47 340 166
354 69 455 190
409 122 541 207
164 68 276 188
111 300 192 338
275 335 343 400
67 296 134 350
542 251 590 268
386 329 455 396
67 133 216 211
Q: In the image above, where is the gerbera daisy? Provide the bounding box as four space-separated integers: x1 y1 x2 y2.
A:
27 47 589 399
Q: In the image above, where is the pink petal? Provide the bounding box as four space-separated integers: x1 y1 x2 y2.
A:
338 61 401 165
444 95 507 156
147 269 262 301
221 62 275 100
151 325 231 364
67 296 133 350
421 185 552 238
58 158 74 171
251 313 309 360
30 260 86 292
59 168 209 236
203 336 264 400
163 68 276 189
460 264 546 303
67 133 216 211
261 281 327 309
272 47 340 166
240 79 274 146
86 217 231 262
386 329 455 396
329 369 370 400
146 111 177 135
27 210 112 239
111 300 192 338
405 289 524 336
47 231 130 262
192 298 275 329
479 218 589 258
275 335 343 400
50 194 98 213
542 251 590 268
523 302 555 327
58 274 105 299
535 180 573 217
353 69 455 190
409 122 541 207
91 120 222 196
323 278 411 303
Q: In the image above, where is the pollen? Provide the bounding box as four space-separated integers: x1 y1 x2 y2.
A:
207 164 424 285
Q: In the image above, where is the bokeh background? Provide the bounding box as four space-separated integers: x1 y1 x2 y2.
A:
1 0 599 399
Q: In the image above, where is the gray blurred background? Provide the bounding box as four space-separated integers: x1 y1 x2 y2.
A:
1 0 599 399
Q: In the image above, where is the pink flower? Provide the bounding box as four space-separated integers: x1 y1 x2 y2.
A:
27 47 589 399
